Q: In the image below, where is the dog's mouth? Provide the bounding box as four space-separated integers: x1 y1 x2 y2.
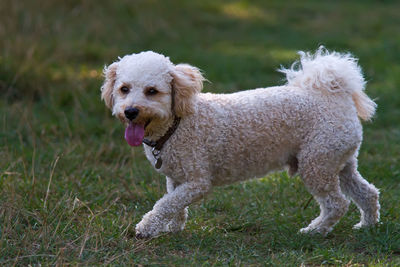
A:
124 120 151 147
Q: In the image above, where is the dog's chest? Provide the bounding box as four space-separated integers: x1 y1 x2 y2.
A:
143 145 186 181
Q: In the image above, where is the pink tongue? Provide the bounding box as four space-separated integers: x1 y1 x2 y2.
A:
124 123 145 146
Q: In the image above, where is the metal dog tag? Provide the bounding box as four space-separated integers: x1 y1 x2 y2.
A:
152 147 162 169
155 157 162 169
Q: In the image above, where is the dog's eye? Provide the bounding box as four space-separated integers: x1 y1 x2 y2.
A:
145 87 158 96
120 86 130 94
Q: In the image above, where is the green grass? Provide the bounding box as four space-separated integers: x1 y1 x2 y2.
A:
1 0 400 265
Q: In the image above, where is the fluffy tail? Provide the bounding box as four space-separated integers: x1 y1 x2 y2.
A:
279 47 376 121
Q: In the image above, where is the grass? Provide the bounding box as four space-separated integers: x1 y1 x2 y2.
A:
1 0 400 265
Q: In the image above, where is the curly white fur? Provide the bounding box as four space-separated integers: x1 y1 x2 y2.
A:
280 47 377 121
101 47 380 238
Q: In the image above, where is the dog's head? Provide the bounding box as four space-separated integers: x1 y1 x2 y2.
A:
101 51 204 145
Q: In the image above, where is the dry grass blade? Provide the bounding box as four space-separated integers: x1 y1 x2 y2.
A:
43 155 60 210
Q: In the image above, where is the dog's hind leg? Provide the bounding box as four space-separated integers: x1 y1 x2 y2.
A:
339 156 380 229
165 177 188 232
298 146 351 235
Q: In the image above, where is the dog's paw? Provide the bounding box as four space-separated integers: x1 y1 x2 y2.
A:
353 220 379 230
299 226 330 236
352 222 363 230
135 221 161 239
299 226 315 234
135 230 151 239
135 211 166 239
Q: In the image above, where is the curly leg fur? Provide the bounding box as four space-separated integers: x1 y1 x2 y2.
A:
298 143 352 235
165 177 188 233
300 190 350 235
135 180 210 238
339 157 380 229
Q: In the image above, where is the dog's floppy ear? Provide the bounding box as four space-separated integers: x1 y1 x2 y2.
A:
101 62 118 109
171 64 205 117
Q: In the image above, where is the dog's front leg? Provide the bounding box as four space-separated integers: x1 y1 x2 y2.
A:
135 180 211 238
165 177 188 233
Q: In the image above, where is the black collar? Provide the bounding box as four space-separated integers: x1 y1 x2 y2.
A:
142 116 181 151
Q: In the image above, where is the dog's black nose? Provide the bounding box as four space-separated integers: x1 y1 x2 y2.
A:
124 107 139 120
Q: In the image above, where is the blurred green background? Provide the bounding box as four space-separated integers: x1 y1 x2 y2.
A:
1 0 400 265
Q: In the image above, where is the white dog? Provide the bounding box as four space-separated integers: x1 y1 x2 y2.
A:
101 47 380 238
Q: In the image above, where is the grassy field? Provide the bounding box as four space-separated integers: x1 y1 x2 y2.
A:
1 0 400 265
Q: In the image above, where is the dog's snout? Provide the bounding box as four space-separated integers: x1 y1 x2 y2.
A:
124 107 139 120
